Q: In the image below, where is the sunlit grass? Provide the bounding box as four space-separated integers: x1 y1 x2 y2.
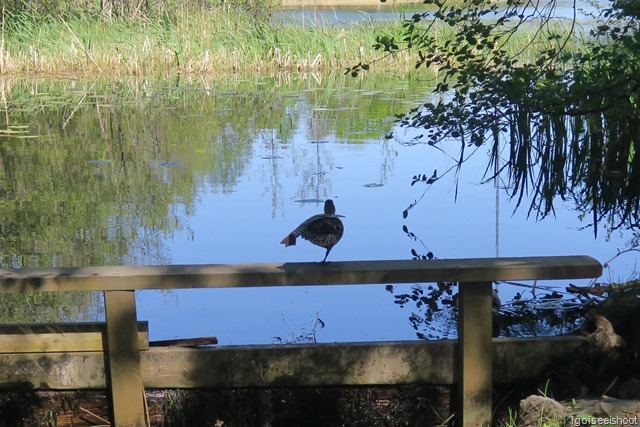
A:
0 7 583 77
0 9 414 75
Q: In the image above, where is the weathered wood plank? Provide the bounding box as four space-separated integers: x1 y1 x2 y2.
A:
104 291 146 426
458 282 493 427
0 338 584 389
0 332 121 354
0 322 149 353
0 256 602 293
0 322 149 335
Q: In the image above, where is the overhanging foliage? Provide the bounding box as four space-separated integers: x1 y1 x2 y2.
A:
350 0 640 234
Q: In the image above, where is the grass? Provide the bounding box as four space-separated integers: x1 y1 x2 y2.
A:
0 8 409 76
0 6 585 77
496 383 607 427
499 409 566 427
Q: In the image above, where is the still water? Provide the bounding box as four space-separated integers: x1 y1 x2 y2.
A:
275 0 602 26
0 73 634 344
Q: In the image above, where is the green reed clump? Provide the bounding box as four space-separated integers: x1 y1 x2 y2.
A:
0 8 411 75
0 7 582 76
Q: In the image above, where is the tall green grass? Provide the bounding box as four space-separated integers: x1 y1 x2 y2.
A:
0 10 382 75
0 7 583 76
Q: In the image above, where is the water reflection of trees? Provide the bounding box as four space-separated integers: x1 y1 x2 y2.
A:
353 0 640 340
1 77 267 268
0 75 416 267
0 78 257 321
0 74 422 322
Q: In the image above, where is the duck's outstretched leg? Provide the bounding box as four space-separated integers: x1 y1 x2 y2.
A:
320 247 332 263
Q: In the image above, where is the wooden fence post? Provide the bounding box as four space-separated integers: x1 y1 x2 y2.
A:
104 290 146 426
458 281 493 427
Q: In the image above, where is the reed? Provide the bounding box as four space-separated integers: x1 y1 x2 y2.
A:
0 7 581 77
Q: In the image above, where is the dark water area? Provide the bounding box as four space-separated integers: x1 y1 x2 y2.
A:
0 72 633 344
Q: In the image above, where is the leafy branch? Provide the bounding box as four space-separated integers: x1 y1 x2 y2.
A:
351 0 640 235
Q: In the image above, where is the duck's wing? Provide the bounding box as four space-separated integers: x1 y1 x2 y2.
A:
288 214 324 237
299 215 344 247
281 214 325 246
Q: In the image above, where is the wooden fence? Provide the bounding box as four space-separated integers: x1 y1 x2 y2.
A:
0 256 602 426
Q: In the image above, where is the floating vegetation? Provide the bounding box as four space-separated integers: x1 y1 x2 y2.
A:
0 125 38 139
313 107 341 112
294 199 325 204
0 125 31 135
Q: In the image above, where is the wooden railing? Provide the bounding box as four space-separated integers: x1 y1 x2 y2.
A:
0 256 602 427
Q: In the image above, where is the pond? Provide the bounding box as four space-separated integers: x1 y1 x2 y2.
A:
275 0 603 26
0 72 634 344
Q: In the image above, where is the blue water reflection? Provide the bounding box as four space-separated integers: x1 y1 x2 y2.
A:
136 113 633 344
274 0 602 27
0 75 631 343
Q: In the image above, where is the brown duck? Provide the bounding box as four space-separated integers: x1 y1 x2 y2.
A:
281 199 344 262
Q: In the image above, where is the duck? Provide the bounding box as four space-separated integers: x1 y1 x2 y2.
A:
280 199 344 263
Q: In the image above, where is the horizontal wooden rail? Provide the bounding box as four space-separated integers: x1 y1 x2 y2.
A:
0 256 603 427
0 322 149 353
0 256 602 293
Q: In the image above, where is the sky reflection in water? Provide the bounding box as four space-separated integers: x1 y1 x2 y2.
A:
137 85 633 345
0 74 633 344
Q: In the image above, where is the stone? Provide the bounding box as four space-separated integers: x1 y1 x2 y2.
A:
518 395 567 427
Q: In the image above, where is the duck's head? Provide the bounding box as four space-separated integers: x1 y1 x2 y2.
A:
324 199 336 215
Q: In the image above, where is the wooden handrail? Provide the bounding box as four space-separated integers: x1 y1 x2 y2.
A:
0 256 602 292
0 256 603 427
